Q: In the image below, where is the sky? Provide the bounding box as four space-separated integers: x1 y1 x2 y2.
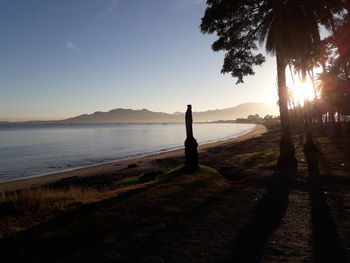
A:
0 0 279 121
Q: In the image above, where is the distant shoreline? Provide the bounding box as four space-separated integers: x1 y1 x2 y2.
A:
0 103 278 125
0 124 266 192
0 121 238 126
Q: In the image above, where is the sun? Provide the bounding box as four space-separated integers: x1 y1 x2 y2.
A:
287 75 316 107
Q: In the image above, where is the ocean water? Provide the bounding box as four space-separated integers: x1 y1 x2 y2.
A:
0 123 255 182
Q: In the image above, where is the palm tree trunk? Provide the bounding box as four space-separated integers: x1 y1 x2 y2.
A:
308 70 323 127
343 61 349 81
304 101 318 152
330 111 338 135
276 51 297 169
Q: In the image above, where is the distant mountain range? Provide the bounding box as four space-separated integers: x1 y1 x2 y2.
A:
1 103 278 125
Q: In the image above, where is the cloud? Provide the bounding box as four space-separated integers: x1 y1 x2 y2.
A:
91 0 120 27
66 41 77 49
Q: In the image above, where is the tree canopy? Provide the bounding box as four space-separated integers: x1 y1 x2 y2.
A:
200 0 345 83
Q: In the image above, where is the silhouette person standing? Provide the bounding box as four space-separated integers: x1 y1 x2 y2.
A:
185 105 199 171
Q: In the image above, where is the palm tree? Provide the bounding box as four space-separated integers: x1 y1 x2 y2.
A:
317 71 338 126
290 48 323 151
317 4 350 130
201 0 344 169
332 3 350 81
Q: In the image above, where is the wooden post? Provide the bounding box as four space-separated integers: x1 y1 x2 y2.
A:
184 105 199 171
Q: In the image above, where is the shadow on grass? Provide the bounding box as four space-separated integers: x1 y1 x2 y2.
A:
304 150 348 263
0 171 182 262
327 132 350 158
229 170 294 263
0 184 154 262
0 166 224 262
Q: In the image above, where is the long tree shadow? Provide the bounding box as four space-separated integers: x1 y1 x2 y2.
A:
327 133 350 159
229 170 295 263
0 171 188 262
0 183 155 263
304 150 348 263
0 167 228 262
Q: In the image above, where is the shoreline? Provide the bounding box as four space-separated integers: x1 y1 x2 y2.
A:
0 125 255 183
0 124 266 192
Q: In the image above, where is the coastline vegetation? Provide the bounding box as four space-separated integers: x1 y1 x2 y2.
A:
0 165 224 239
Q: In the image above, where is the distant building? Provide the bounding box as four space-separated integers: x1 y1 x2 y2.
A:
247 114 261 121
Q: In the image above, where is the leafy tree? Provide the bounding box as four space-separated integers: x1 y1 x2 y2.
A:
315 4 350 130
201 0 344 168
332 2 350 81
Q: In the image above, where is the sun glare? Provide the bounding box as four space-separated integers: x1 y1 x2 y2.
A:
287 75 316 107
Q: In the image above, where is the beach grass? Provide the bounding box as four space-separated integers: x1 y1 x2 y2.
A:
0 186 115 237
235 149 279 168
0 165 226 239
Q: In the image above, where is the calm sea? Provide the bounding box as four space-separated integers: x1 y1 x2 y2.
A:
0 123 255 182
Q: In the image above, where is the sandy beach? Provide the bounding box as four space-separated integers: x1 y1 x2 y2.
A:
0 124 266 192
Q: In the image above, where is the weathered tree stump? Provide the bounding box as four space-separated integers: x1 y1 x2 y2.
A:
184 105 199 172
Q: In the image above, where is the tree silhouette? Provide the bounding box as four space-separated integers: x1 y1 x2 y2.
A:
201 0 344 169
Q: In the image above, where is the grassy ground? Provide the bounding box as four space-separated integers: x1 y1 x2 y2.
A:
0 173 154 238
0 166 231 262
0 123 349 262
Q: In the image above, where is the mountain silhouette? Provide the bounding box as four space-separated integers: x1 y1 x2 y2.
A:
1 103 278 124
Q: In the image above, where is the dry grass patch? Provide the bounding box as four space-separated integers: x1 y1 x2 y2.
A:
0 166 227 241
234 149 278 168
0 182 150 239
